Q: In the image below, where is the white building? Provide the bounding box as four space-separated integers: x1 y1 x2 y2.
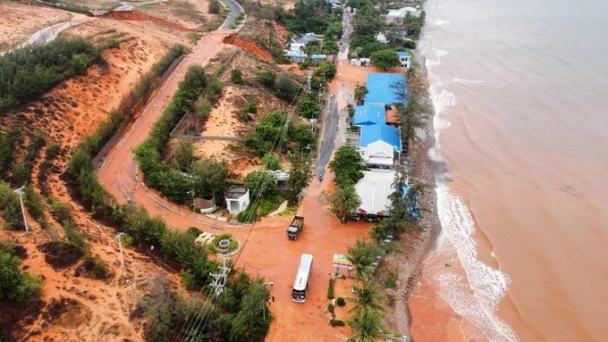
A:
225 185 250 215
396 51 411 68
360 140 395 168
353 170 396 216
375 32 389 44
384 7 422 25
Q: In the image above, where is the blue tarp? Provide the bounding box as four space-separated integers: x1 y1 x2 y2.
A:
360 123 401 152
353 104 385 126
402 184 420 220
364 73 406 106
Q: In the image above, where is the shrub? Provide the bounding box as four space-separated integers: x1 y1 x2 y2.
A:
327 302 335 314
327 278 335 299
196 97 213 118
336 297 346 307
236 205 258 223
262 152 281 170
259 192 283 217
329 319 345 327
257 70 276 89
84 255 107 279
209 0 221 14
231 69 245 85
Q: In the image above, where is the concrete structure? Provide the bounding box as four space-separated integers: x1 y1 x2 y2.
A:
225 185 250 215
376 32 389 44
396 51 411 68
194 196 218 214
384 7 422 25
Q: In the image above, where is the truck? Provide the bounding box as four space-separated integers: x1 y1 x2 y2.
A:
287 216 305 240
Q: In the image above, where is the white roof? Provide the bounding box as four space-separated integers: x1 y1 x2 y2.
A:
387 7 420 18
354 170 396 214
361 141 394 166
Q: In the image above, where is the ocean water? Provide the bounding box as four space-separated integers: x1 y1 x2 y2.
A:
418 0 608 340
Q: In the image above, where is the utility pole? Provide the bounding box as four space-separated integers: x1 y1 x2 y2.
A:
307 68 312 94
187 190 195 211
116 233 126 278
13 186 28 233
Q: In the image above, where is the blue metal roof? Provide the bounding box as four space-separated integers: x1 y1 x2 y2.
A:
360 123 401 152
353 104 385 126
364 73 406 106
396 51 411 58
286 51 306 58
311 54 327 59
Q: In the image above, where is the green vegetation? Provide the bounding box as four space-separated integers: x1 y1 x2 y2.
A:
336 297 346 307
327 277 335 299
244 110 290 157
259 192 284 216
296 96 321 119
0 242 43 304
286 151 313 203
330 319 345 327
0 38 100 114
320 184 361 224
231 68 245 85
262 152 281 170
370 49 400 71
328 145 366 187
209 0 222 13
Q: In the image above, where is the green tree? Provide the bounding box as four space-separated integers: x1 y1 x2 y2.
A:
229 279 272 341
328 145 366 187
275 73 300 103
231 69 245 85
347 309 384 342
262 152 281 170
316 61 337 80
257 70 276 89
209 0 221 13
296 97 321 119
392 71 430 149
243 170 277 199
293 124 315 152
345 239 379 286
320 184 361 224
286 152 312 203
354 84 368 105
174 139 196 171
347 280 386 316
370 49 400 71
191 157 229 200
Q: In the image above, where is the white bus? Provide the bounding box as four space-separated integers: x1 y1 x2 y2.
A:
292 254 314 303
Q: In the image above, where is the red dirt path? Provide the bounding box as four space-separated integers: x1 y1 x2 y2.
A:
101 10 204 33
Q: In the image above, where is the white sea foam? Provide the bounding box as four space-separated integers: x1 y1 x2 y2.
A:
433 185 519 342
435 18 450 26
453 77 486 85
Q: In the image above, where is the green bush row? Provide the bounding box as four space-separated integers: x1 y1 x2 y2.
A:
0 38 100 114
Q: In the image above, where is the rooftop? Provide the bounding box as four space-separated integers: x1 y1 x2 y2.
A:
354 170 396 215
353 104 385 126
360 123 401 152
364 73 406 106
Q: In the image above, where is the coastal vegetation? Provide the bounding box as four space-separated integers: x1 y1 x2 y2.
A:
0 38 100 114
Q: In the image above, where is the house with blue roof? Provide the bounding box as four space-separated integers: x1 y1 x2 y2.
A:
396 51 411 68
360 123 401 152
364 73 406 106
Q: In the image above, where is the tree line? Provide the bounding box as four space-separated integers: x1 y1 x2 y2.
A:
0 38 101 114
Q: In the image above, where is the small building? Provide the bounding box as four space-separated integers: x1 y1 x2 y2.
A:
376 32 389 44
360 140 395 168
396 51 411 68
384 7 422 25
225 185 250 215
285 50 307 63
353 169 396 218
311 54 327 64
193 197 217 214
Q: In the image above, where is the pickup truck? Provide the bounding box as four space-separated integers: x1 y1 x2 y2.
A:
287 216 304 240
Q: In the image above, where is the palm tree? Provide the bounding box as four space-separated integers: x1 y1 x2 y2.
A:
347 280 386 317
347 302 385 342
345 239 375 286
